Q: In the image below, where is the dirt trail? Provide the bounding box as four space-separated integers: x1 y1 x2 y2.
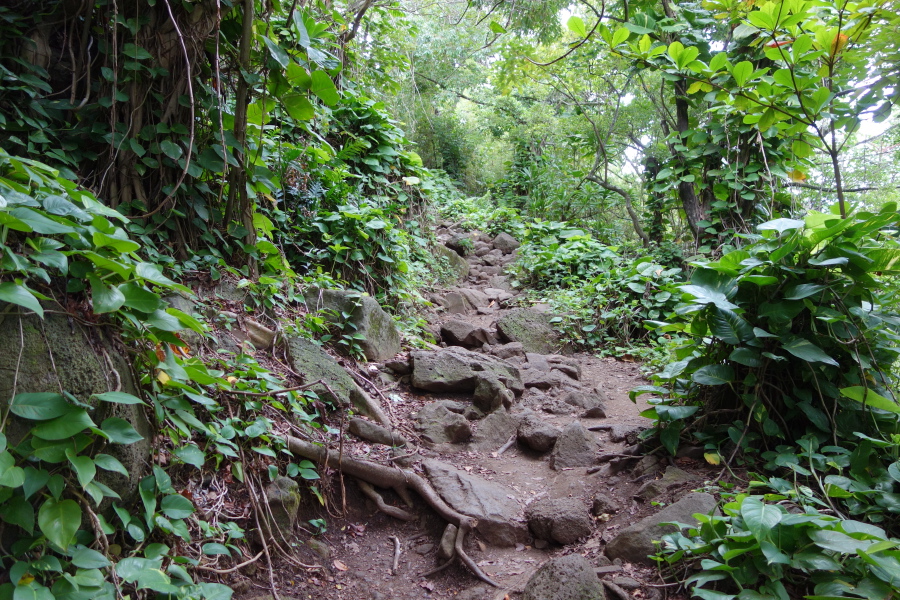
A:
248 231 690 600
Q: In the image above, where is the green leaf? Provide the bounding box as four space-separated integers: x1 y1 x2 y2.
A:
693 365 735 385
841 387 900 414
100 417 144 444
783 283 826 300
0 451 25 487
731 60 753 86
159 140 182 160
92 231 140 253
489 21 507 34
809 529 874 553
282 94 315 121
42 195 90 221
729 348 762 368
2 495 34 534
93 453 129 477
10 207 76 235
262 36 289 68
9 393 70 420
709 308 754 345
758 218 805 233
680 285 738 310
202 543 232 556
88 274 126 314
782 338 839 366
173 444 206 468
94 391 146 405
160 494 194 519
0 282 44 317
568 16 587 37
66 450 96 488
71 546 110 568
741 497 782 542
310 71 339 106
32 409 95 440
38 497 81 549
611 27 630 46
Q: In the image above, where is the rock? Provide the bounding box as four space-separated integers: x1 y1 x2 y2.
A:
497 309 561 354
457 586 491 600
610 577 641 590
488 276 515 292
414 543 434 555
474 243 492 257
245 318 276 350
526 497 592 545
492 342 526 359
0 309 151 503
384 357 411 375
636 466 698 501
446 233 473 256
591 495 621 516
414 402 472 444
441 291 472 314
480 265 502 277
481 249 505 266
523 368 576 391
410 347 523 395
435 244 470 282
473 376 515 413
424 459 526 547
549 422 598 470
458 288 490 308
304 288 401 361
348 418 407 447
547 355 582 380
494 233 521 254
208 280 248 303
526 353 551 371
518 411 561 452
440 320 495 348
609 424 647 444
471 409 519 451
305 538 331 561
523 554 605 600
285 335 388 425
562 390 607 419
163 293 203 348
265 477 300 540
438 524 458 560
633 455 663 478
605 493 718 565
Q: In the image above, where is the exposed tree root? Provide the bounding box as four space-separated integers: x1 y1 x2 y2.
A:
357 479 415 521
283 434 499 587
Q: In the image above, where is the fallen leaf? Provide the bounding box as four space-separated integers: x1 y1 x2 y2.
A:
333 559 348 571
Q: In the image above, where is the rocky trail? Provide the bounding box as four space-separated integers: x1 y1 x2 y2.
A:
238 227 719 600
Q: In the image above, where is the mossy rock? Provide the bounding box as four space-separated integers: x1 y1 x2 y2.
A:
434 244 469 283
304 288 401 361
496 309 561 354
0 307 152 502
284 335 388 425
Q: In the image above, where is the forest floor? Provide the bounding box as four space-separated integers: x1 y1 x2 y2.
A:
232 230 717 600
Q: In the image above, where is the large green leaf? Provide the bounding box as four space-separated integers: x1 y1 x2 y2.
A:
709 307 754 345
758 218 804 233
0 282 44 317
93 453 129 476
38 497 81 549
782 338 839 366
865 249 900 273
310 71 339 106
692 365 735 385
841 387 900 414
262 36 290 68
10 207 76 234
31 409 95 440
0 451 25 487
680 285 738 310
119 282 162 312
100 417 144 444
66 450 96 488
94 391 146 405
88 275 126 314
783 283 826 300
740 497 782 541
809 529 874 553
282 94 315 121
2 495 35 534
160 493 195 519
8 393 70 420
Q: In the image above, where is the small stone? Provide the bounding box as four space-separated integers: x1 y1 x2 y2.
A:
533 539 548 549
245 318 276 350
636 466 697 501
493 233 521 254
492 342 526 359
611 577 641 590
415 543 434 555
438 524 458 560
306 538 331 560
384 358 411 375
591 495 621 516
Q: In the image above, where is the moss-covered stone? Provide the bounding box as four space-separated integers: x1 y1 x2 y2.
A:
304 288 401 361
284 335 388 424
0 306 152 502
496 309 561 354
434 244 469 283
265 477 301 540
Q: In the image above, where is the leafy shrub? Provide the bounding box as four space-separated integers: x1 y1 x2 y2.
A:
636 205 900 457
657 492 900 600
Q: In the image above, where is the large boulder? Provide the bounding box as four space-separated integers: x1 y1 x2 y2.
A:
0 309 152 502
549 422 598 470
414 402 472 444
410 347 523 395
424 459 526 546
435 244 470 282
285 335 388 424
493 233 521 254
440 320 496 348
304 288 401 361
605 492 718 564
496 309 561 354
526 497 592 545
522 554 605 600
